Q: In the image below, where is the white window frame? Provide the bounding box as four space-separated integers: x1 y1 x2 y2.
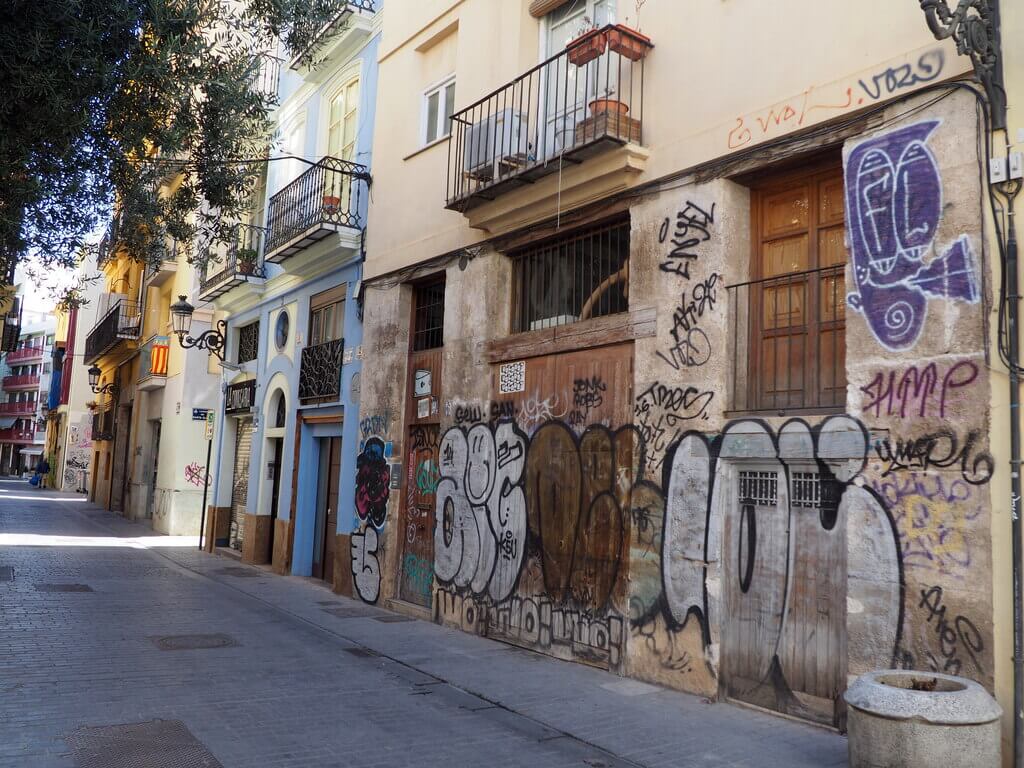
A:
421 74 456 147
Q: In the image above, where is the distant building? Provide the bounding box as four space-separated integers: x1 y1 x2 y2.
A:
0 304 55 475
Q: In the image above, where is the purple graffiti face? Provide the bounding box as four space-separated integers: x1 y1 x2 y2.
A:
845 120 978 350
355 437 390 529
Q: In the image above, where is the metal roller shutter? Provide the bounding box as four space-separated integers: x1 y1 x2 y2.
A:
229 419 253 550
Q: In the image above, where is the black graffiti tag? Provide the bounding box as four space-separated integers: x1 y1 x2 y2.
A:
873 428 994 485
659 201 716 279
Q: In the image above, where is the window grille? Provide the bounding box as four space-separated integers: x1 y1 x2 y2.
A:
412 280 445 351
237 322 259 364
512 217 629 333
738 470 778 506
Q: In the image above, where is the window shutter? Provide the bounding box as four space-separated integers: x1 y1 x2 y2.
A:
528 0 572 18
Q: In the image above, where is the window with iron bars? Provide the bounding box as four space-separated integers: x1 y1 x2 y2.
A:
237 322 259 364
411 279 445 352
511 217 629 333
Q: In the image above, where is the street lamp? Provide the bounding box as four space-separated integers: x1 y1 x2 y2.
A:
87 365 118 395
170 295 227 361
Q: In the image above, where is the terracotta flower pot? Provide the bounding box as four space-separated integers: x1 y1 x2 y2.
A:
322 194 342 213
567 28 607 67
589 98 629 117
606 24 650 61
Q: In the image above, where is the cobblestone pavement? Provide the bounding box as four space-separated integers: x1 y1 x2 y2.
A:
0 483 848 767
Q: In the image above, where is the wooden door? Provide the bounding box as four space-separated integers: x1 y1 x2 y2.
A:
721 466 846 726
229 419 253 550
314 437 341 582
399 423 439 607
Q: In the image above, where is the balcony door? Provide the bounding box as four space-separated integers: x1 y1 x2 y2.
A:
325 77 359 213
542 0 614 160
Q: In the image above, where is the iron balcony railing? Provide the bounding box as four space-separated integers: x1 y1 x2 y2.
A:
265 156 370 262
0 426 36 443
84 298 142 364
2 374 40 390
446 24 652 212
299 338 344 401
0 401 38 416
726 264 846 414
288 0 376 69
91 409 114 441
198 223 268 301
250 52 283 104
138 335 170 381
144 238 178 285
97 217 120 269
6 345 44 363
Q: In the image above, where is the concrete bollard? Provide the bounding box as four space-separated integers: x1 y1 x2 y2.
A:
844 670 1001 768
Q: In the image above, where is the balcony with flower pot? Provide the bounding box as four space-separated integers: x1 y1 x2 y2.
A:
197 222 268 303
263 156 370 267
445 23 652 234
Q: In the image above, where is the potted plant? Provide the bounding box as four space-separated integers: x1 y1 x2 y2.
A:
607 1 651 61
567 16 606 67
322 193 342 213
236 247 258 275
589 87 628 117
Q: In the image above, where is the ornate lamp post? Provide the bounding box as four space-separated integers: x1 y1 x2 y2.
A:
87 365 118 396
169 295 227 361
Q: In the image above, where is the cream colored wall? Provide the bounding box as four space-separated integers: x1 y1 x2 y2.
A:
365 0 968 279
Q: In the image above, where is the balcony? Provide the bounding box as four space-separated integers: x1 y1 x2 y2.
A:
84 297 142 364
0 401 38 416
288 0 376 72
445 24 652 221
96 218 120 270
299 338 344 402
264 157 369 264
6 345 44 364
198 223 268 302
2 374 40 391
0 427 36 443
250 51 283 104
137 335 170 392
144 239 179 287
91 409 114 442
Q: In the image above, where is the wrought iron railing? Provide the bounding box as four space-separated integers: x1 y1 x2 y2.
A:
299 338 344 401
6 345 44 363
97 218 120 269
0 401 38 416
225 379 257 414
265 157 370 257
0 426 35 442
138 336 169 380
446 24 652 210
250 52 283 104
288 0 376 67
2 374 40 390
199 223 267 297
84 298 142 363
91 409 114 441
145 238 178 282
726 264 846 414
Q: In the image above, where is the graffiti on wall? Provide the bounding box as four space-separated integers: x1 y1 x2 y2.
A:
184 462 209 487
844 120 979 350
658 201 716 280
860 359 980 418
355 436 391 529
351 418 393 604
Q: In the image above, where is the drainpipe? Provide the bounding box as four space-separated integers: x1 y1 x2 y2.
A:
1007 188 1022 768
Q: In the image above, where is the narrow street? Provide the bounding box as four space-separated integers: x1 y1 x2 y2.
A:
0 482 846 768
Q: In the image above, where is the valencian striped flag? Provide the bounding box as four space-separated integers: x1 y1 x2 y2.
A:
150 336 169 376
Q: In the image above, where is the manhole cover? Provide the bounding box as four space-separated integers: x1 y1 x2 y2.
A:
66 719 223 767
373 614 415 623
214 567 259 578
0 566 12 582
35 583 92 592
342 647 380 658
151 634 237 651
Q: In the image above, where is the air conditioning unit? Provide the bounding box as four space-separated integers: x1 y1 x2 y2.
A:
464 109 530 177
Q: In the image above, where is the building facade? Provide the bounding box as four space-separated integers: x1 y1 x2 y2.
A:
203 2 379 584
328 0 1024 751
0 309 55 476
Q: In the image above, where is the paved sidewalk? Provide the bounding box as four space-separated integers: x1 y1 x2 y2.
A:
0 484 847 767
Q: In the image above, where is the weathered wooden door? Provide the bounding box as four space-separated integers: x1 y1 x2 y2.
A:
313 436 341 582
399 423 439 607
721 466 846 726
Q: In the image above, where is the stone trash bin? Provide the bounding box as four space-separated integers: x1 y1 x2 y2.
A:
844 669 1002 768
